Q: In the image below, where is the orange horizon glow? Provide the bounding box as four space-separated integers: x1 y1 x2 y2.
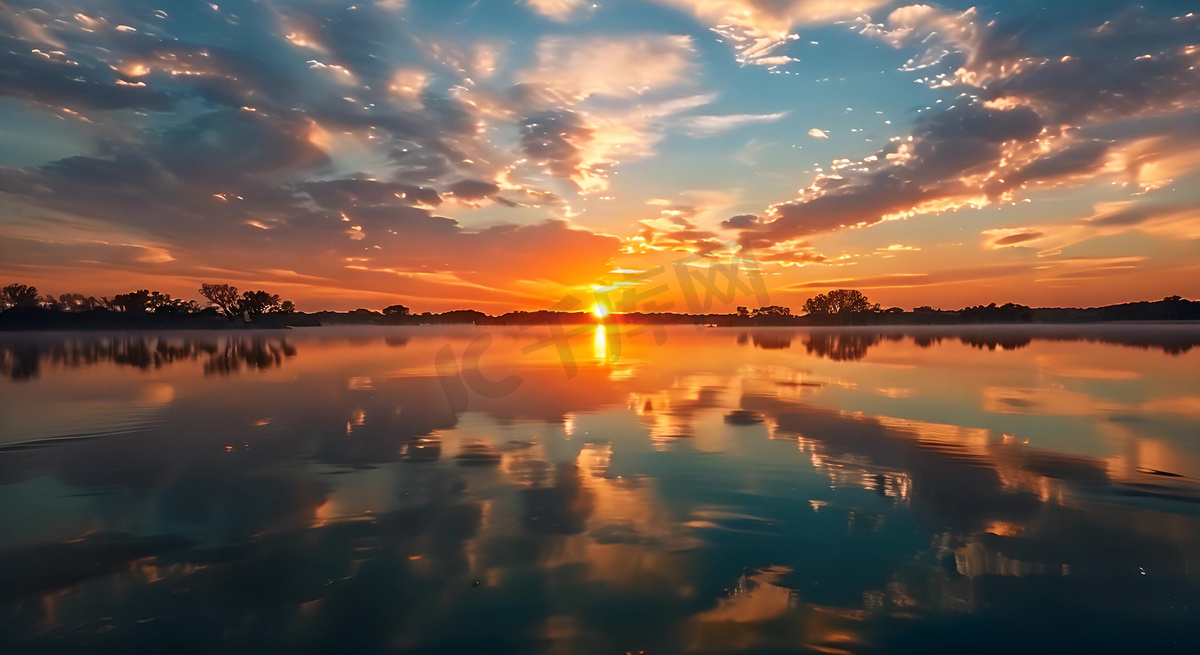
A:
5 255 1200 315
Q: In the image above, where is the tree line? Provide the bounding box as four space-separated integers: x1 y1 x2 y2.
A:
736 289 894 318
6 280 1192 327
2 282 295 322
0 283 947 322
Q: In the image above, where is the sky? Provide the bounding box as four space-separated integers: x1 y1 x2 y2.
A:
1 0 1198 313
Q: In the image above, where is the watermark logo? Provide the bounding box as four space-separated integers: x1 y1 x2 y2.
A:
437 242 769 410
673 246 770 315
436 332 523 413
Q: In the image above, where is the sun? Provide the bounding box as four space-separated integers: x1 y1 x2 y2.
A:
591 304 609 319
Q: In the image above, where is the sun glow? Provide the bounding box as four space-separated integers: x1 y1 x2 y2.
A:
592 304 609 319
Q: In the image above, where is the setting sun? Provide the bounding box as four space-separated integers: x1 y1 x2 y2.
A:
591 304 609 319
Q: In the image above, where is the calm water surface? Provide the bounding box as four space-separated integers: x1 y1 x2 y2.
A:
2 325 1200 653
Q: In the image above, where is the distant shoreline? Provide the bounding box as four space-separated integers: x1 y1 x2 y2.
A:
2 295 1199 331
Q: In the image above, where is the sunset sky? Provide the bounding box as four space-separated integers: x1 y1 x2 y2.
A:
2 0 1198 312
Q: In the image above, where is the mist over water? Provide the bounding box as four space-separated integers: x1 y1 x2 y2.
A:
2 325 1199 653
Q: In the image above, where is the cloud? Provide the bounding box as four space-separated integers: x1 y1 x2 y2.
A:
983 201 1200 254
863 5 988 74
721 214 761 229
516 94 716 194
518 35 696 102
988 231 1045 247
1111 128 1200 191
0 45 175 112
301 178 443 211
680 111 788 137
500 35 713 193
155 110 331 183
523 0 590 22
658 0 890 65
875 243 920 254
446 179 501 203
0 128 622 309
0 0 659 308
786 256 1151 291
753 247 829 266
864 4 1200 122
629 204 726 255
991 140 1112 192
728 6 1200 250
519 110 598 191
807 128 828 138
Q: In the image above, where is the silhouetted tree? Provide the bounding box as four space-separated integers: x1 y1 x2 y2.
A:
736 306 750 317
0 342 41 379
383 304 410 316
105 290 153 313
199 283 241 320
279 300 296 314
57 293 102 312
751 331 793 349
958 302 1032 323
147 291 197 313
239 290 283 317
804 332 881 361
2 283 41 309
203 338 296 375
38 293 63 311
751 305 791 317
803 289 879 314
101 289 192 313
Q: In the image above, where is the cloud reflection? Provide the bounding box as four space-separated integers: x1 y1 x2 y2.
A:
2 326 1200 652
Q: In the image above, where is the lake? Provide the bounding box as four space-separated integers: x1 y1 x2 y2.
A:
2 324 1199 653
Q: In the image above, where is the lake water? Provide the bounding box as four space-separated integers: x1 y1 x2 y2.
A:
2 325 1199 653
